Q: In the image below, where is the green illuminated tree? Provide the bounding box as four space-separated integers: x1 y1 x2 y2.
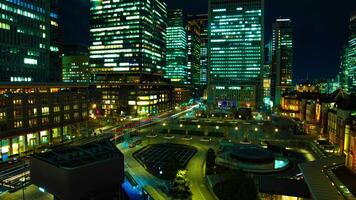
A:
170 170 192 200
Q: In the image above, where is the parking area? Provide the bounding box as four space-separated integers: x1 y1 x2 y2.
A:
134 143 197 179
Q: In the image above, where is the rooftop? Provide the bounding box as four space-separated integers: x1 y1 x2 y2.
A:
32 140 122 169
299 156 345 200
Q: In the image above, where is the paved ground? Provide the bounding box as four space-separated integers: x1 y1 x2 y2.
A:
0 185 52 200
333 165 356 196
120 136 218 200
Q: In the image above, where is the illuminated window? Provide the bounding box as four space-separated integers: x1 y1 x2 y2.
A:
41 107 49 115
14 121 23 128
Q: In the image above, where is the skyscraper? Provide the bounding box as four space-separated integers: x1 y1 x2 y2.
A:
165 9 189 85
208 0 264 109
0 0 60 82
89 0 167 83
346 11 356 92
49 0 62 82
197 14 209 87
271 18 293 106
89 0 173 116
340 45 349 91
187 15 202 87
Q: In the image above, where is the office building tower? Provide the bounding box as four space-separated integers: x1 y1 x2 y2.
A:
271 18 293 106
0 0 61 82
187 15 202 87
195 14 209 87
62 45 91 83
340 45 349 91
49 0 62 82
165 9 189 85
89 0 173 116
89 0 167 83
208 0 264 109
346 12 356 92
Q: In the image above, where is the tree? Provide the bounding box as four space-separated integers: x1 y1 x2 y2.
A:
170 170 192 200
215 170 258 200
206 148 216 174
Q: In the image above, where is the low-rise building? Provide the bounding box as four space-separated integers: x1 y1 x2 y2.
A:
0 82 174 160
345 117 356 174
0 83 91 160
327 92 356 154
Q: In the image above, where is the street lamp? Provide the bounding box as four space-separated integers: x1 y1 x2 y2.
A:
197 124 201 129
254 127 258 132
180 124 183 128
274 128 279 133
163 123 166 127
216 126 219 130
235 127 239 131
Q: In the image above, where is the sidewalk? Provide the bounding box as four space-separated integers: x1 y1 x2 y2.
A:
0 184 52 200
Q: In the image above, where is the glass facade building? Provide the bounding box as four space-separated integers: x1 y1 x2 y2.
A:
271 18 293 106
187 16 201 87
196 14 209 87
62 45 91 83
208 0 264 109
0 0 60 82
89 0 172 116
346 12 356 93
165 9 189 85
89 0 167 83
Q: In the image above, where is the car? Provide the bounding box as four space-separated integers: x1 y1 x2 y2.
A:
200 137 212 142
163 134 175 139
181 136 193 141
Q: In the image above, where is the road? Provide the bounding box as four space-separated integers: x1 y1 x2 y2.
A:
185 143 216 200
119 133 218 200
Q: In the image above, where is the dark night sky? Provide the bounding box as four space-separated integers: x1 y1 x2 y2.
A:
59 0 356 83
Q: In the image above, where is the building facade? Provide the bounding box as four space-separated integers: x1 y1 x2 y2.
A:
187 15 202 88
89 0 167 82
345 11 356 92
62 45 91 83
271 18 293 106
0 83 91 160
196 14 209 87
208 0 264 109
95 83 173 118
49 0 62 82
89 0 174 114
345 117 356 174
0 0 61 82
165 9 189 85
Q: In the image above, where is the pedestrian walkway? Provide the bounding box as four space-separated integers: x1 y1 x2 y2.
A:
0 184 52 200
